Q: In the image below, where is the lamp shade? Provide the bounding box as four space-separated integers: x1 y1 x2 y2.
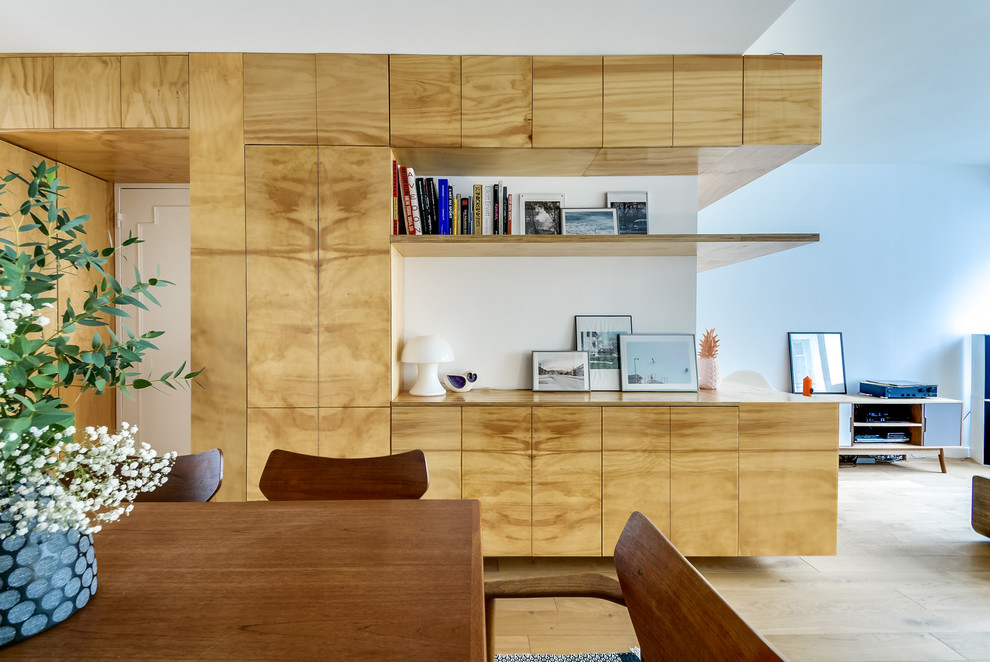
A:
401 335 454 364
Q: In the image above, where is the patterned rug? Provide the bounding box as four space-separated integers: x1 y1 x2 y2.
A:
496 652 640 662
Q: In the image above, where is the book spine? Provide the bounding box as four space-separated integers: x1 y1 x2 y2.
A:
399 166 417 235
460 196 470 235
426 177 439 235
506 192 512 235
482 185 493 235
406 167 423 235
473 185 483 235
416 178 430 235
437 178 449 235
449 187 456 235
500 181 507 235
392 160 400 235
492 182 500 235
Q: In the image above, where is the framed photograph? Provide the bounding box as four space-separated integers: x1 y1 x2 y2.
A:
575 315 633 391
532 351 590 392
619 334 698 392
606 191 649 235
788 331 847 394
561 208 618 235
518 194 565 235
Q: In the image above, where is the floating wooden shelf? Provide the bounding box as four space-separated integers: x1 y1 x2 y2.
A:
390 233 819 271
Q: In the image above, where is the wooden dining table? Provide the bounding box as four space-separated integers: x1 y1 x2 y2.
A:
2 499 486 660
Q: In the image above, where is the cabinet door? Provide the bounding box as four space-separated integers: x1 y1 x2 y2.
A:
670 407 738 556
391 407 462 499
743 55 821 145
462 56 533 148
603 55 673 147
121 55 189 128
54 56 121 128
603 407 670 554
533 407 602 556
247 408 319 501
389 55 461 147
462 407 532 556
532 56 602 148
0 57 53 128
243 53 317 144
317 53 389 146
245 145 319 408
923 402 963 446
320 407 392 458
672 55 742 146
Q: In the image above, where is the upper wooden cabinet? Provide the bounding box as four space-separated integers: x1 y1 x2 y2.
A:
744 55 822 145
243 53 317 144
461 56 532 148
604 55 673 147
389 55 461 147
0 57 53 129
532 56 603 148
121 55 189 128
317 53 389 146
672 55 742 146
54 56 121 129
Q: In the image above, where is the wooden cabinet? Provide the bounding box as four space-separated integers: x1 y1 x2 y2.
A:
54 56 121 128
316 53 389 146
532 56 603 148
602 407 670 553
603 55 673 147
670 407 739 556
120 55 189 129
462 407 532 556
243 53 317 144
533 407 602 556
391 407 461 499
246 408 319 501
672 55 742 146
319 407 391 458
461 56 533 148
744 55 822 145
389 55 461 147
0 57 53 128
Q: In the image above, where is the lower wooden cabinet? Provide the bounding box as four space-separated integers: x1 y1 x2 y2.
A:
391 406 461 499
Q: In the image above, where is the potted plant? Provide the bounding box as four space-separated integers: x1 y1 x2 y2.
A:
0 162 201 648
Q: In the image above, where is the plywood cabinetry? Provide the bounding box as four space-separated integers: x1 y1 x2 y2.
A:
672 55 743 146
461 56 533 148
603 55 673 147
0 57 53 128
316 54 389 146
121 55 189 128
744 55 822 145
532 56 603 148
392 407 462 499
54 56 121 129
389 55 461 147
243 53 317 144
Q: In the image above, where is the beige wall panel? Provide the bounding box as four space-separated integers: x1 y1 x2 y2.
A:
462 406 532 556
0 57 53 129
54 56 121 129
533 407 601 556
603 55 673 147
391 406 461 499
532 56 602 148
189 53 247 501
603 450 670 554
603 406 669 452
461 56 533 148
319 407 391 458
246 408 319 501
316 53 389 146
318 147 392 407
243 53 317 144
672 55 742 147
389 55 461 147
121 55 190 129
245 145 319 407
744 55 822 145
670 451 738 556
739 450 837 556
670 406 738 452
739 402 838 452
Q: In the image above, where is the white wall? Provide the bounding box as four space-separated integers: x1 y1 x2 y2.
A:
697 163 990 450
402 176 698 389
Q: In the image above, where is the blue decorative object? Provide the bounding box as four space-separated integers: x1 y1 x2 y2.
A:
444 371 478 392
0 512 97 649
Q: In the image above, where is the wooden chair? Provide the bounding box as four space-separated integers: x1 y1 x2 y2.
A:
974 475 990 537
133 448 223 502
485 511 786 662
258 449 429 500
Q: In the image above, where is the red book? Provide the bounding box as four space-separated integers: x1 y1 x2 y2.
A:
391 160 400 235
398 166 419 235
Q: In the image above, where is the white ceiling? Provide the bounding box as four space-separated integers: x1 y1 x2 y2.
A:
4 0 989 166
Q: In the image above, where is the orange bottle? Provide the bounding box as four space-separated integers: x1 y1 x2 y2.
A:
802 375 813 397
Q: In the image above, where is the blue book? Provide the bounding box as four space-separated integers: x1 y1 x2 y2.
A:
438 178 449 234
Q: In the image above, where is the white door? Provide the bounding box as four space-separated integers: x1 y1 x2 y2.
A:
115 186 191 456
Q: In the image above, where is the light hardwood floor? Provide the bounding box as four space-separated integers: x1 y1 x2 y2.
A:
485 457 990 661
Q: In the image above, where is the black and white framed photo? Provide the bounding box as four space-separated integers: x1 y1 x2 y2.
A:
575 315 633 391
518 194 565 235
619 334 698 392
561 208 618 235
532 351 590 392
606 191 649 235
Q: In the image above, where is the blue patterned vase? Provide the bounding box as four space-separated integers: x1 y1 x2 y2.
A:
0 511 97 649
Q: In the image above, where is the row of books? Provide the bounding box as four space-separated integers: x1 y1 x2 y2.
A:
392 161 511 236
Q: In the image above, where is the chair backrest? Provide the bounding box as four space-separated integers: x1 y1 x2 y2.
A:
974 475 990 537
614 511 786 662
258 449 429 501
134 449 224 503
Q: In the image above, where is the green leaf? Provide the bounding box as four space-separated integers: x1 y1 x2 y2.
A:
29 374 56 389
133 379 153 389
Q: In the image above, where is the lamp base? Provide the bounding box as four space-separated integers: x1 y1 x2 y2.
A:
409 362 446 397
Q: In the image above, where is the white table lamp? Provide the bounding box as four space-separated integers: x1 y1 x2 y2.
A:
402 335 455 396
